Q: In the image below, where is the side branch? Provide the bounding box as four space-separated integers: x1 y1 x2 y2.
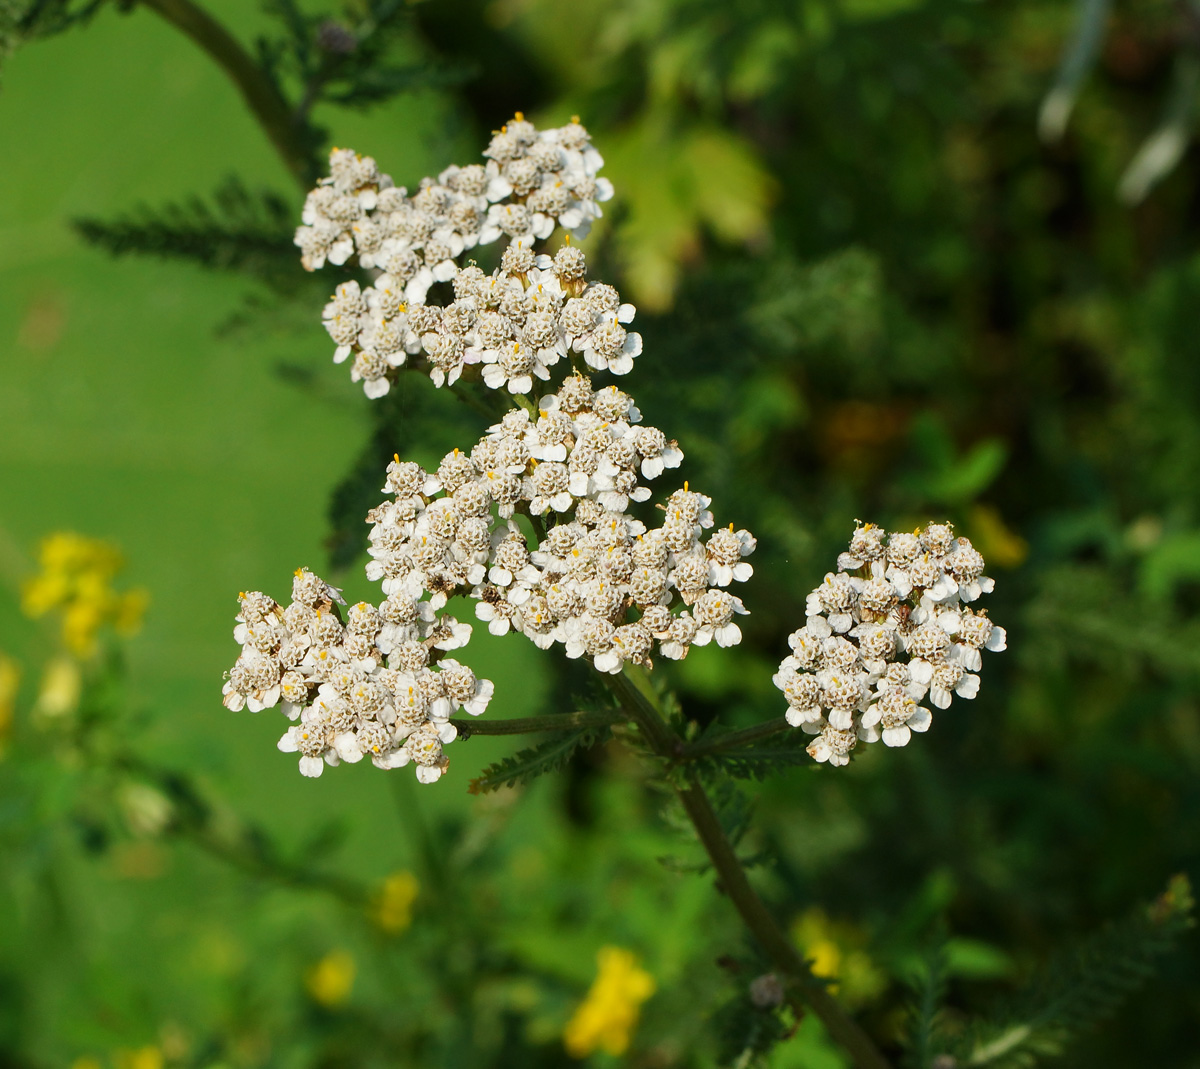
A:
138 0 315 187
451 710 623 737
113 752 368 906
677 718 790 761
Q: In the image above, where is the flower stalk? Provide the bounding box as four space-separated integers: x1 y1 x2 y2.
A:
449 709 622 737
607 667 892 1069
676 718 790 761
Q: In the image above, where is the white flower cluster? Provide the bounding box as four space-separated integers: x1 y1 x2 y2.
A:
232 120 761 786
296 115 634 398
773 523 1006 767
319 242 642 398
364 373 756 674
296 115 608 271
221 567 492 782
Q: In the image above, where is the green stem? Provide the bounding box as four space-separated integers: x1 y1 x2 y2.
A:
138 0 316 187
605 667 681 755
451 709 623 737
674 782 890 1069
677 718 790 761
605 666 891 1069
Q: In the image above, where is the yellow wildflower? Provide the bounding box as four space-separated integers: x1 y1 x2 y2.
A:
20 532 148 656
306 949 356 1007
33 655 81 720
115 589 150 636
40 531 121 578
370 871 419 934
563 946 655 1058
113 1047 164 1069
792 908 887 1010
0 654 19 746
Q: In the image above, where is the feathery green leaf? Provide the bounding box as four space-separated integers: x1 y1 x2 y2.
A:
72 176 298 283
949 875 1195 1068
467 726 610 795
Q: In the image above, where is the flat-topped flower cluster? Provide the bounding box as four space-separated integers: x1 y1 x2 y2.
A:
773 523 1006 767
226 117 757 783
297 116 637 398
232 117 1005 786
222 568 490 781
365 374 754 674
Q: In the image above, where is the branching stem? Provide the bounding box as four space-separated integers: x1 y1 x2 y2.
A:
113 13 885 1059
450 709 622 737
604 667 892 1069
112 751 368 905
677 718 791 761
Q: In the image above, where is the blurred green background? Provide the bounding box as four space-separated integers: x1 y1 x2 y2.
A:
1 0 1199 1065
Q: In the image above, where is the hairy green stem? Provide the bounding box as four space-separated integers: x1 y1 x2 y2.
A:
451 709 622 737
606 667 891 1069
138 0 316 187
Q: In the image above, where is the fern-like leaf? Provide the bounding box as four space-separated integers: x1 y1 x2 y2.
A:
902 937 950 1069
711 992 791 1068
72 177 298 284
948 875 1195 1068
467 727 609 795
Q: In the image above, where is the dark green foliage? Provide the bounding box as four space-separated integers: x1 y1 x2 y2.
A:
711 976 793 1067
72 177 298 283
902 939 950 1069
945 877 1194 1069
7 0 1200 1064
325 374 483 570
708 779 754 851
467 726 611 794
658 778 765 876
326 401 406 572
691 730 816 783
1 0 117 86
257 0 469 121
7 0 115 40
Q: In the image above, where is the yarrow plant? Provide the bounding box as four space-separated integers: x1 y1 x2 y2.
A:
297 114 630 398
10 4 1199 1063
220 113 1012 1067
221 567 486 781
